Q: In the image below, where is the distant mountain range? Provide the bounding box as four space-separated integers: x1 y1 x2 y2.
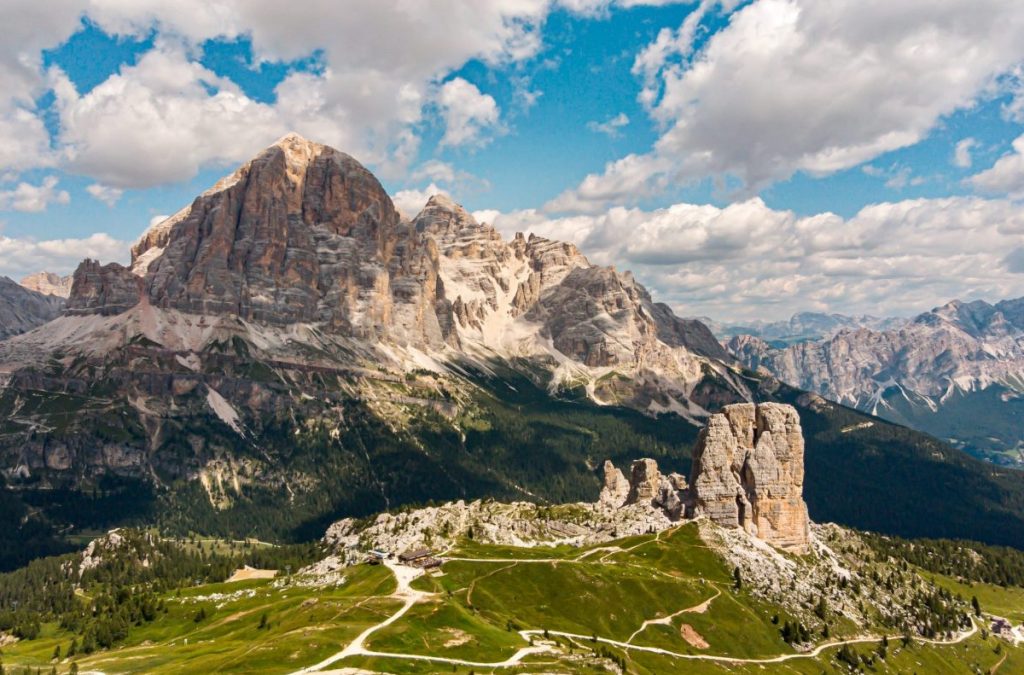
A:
0 276 65 340
726 299 1024 465
1 134 1022 569
700 312 906 345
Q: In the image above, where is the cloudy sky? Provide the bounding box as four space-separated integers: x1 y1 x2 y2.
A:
2 0 1024 321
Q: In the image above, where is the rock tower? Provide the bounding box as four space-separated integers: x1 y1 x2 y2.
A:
688 402 810 553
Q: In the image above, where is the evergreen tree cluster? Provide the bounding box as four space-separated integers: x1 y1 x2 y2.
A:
861 532 1024 587
0 530 320 651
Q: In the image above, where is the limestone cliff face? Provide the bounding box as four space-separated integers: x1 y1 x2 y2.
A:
138 134 452 347
65 260 142 316
20 272 73 298
688 402 810 553
599 459 630 507
600 458 684 521
525 266 728 368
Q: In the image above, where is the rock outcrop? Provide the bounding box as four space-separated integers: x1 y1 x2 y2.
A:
626 458 662 504
20 272 73 298
599 460 630 507
602 458 685 520
688 402 809 553
65 260 142 316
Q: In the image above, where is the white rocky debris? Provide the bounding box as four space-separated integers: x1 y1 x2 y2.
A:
325 497 675 561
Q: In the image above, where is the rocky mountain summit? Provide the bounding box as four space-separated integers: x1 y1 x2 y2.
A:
728 297 1024 464
19 272 73 298
3 134 1024 560
46 133 731 405
0 276 65 340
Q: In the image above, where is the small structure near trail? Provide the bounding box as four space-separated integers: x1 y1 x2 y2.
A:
398 547 441 568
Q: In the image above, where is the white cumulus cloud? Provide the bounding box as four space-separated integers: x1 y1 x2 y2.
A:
85 183 124 207
437 78 503 149
586 112 630 138
969 134 1024 198
489 195 1024 321
0 232 129 280
391 183 449 220
0 176 70 212
552 0 1024 212
953 138 978 169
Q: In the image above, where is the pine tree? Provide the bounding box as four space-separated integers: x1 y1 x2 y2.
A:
733 566 743 590
814 596 828 620
971 595 981 617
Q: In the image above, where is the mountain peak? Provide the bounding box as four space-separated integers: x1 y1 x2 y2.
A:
268 132 328 166
273 131 315 146
424 193 460 211
20 271 73 298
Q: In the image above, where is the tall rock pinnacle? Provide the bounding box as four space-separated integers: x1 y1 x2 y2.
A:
688 402 810 553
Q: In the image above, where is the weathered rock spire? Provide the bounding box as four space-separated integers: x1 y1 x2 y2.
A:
688 402 810 553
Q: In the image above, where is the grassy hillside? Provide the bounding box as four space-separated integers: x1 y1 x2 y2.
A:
1 524 1020 674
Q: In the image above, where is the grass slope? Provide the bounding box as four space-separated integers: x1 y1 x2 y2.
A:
4 524 1020 674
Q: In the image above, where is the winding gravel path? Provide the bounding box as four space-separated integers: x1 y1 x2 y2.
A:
292 557 978 672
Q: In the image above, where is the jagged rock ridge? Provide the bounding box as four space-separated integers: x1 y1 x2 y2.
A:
728 297 1024 464
48 133 740 415
598 402 810 553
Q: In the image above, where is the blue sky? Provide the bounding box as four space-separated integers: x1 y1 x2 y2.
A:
2 0 1024 320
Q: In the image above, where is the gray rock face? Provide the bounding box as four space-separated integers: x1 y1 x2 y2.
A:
65 260 142 316
132 134 453 347
627 458 663 504
525 266 728 367
0 277 64 339
729 298 1024 405
688 402 809 553
601 457 685 520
